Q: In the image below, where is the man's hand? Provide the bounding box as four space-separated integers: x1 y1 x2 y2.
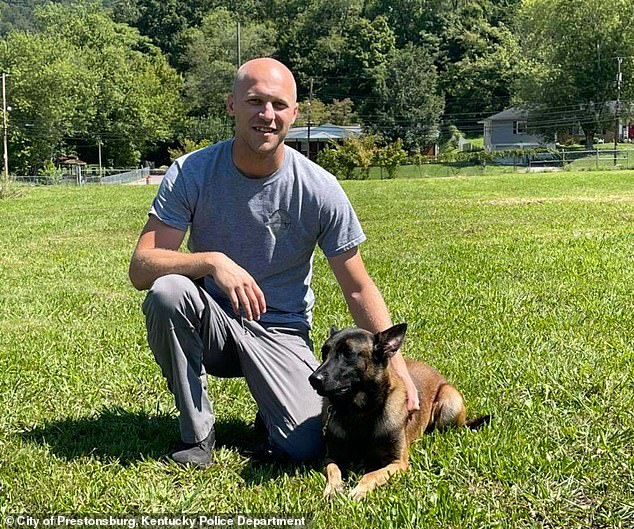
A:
403 375 420 413
388 353 420 413
210 253 267 321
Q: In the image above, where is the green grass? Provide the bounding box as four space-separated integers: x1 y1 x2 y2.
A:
1 172 634 528
359 163 520 180
564 151 634 171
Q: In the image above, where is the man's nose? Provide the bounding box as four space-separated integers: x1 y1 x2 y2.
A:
260 102 275 120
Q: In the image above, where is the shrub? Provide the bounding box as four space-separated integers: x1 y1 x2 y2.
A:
168 139 213 161
375 139 407 179
317 135 379 180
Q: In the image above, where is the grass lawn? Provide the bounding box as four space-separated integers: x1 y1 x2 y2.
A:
363 163 519 180
564 151 634 171
1 171 633 528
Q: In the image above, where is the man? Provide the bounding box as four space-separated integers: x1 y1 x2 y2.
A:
129 58 419 467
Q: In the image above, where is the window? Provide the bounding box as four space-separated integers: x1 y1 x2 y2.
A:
514 121 527 135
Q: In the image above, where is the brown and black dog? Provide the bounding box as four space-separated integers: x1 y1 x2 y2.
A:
308 323 489 501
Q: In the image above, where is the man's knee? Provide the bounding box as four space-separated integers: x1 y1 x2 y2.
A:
275 416 324 462
142 274 200 317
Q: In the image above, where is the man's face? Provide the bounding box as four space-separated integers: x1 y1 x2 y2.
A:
227 66 298 160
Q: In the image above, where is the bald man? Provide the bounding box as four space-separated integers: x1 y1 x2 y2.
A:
129 58 419 467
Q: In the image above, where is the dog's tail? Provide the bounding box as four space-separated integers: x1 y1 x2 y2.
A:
465 415 491 431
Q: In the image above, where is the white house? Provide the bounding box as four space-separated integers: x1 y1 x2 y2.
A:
478 108 552 152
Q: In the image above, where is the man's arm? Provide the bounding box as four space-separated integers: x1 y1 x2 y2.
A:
129 215 266 320
327 247 420 412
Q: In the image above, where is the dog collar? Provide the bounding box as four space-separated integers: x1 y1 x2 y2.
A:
322 405 334 438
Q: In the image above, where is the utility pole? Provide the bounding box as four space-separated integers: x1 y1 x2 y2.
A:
306 77 313 159
97 137 103 178
614 56 623 165
2 72 8 189
236 21 241 68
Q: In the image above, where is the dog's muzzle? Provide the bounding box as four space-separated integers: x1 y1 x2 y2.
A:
309 369 351 397
308 370 325 394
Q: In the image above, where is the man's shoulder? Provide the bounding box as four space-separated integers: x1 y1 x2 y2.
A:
175 139 232 173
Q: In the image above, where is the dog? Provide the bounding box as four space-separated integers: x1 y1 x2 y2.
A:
308 323 489 501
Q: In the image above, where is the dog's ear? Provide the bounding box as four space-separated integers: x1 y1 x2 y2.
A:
373 323 407 362
329 325 340 337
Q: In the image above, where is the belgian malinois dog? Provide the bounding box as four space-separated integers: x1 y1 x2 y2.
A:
308 323 489 501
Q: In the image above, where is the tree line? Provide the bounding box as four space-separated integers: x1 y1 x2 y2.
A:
0 0 632 174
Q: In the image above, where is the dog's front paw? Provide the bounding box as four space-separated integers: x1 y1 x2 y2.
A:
323 480 344 499
348 483 370 501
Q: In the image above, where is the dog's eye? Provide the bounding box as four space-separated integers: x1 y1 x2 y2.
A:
336 345 357 359
320 346 329 360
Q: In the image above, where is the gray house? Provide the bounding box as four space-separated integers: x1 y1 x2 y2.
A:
285 123 362 160
479 108 552 152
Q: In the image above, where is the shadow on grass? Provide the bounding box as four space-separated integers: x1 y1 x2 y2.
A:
19 407 320 480
20 407 179 465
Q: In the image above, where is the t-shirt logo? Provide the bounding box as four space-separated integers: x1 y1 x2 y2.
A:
266 209 291 238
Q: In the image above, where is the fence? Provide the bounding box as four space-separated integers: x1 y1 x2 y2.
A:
100 167 150 184
14 167 151 185
528 149 633 170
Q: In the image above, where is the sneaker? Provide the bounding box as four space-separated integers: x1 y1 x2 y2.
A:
170 428 215 468
253 411 267 437
242 440 290 464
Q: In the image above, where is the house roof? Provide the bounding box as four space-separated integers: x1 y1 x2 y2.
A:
285 123 362 142
478 107 528 123
57 155 87 166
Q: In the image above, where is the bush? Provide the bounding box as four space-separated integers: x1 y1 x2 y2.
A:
316 147 344 178
317 135 379 180
317 136 409 180
38 160 64 183
168 139 213 161
375 139 407 179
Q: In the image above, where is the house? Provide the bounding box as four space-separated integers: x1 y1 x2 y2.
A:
478 108 552 152
285 123 362 160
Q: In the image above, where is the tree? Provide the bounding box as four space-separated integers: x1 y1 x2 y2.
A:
0 0 38 35
0 1 182 173
107 0 217 67
181 8 276 117
275 0 366 96
295 98 359 126
0 31 89 174
328 99 359 126
339 16 396 107
368 43 445 151
514 0 634 147
274 1 397 108
363 0 522 125
295 99 329 127
439 19 521 122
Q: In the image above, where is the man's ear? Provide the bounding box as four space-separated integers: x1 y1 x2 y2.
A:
373 323 407 362
291 102 298 125
226 94 235 116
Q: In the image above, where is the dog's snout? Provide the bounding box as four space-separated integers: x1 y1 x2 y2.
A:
309 370 325 392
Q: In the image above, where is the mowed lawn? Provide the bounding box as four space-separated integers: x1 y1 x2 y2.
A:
1 170 633 528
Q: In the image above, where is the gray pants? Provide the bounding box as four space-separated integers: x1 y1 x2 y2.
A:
142 274 324 461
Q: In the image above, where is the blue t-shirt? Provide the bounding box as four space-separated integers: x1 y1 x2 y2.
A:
149 140 366 329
